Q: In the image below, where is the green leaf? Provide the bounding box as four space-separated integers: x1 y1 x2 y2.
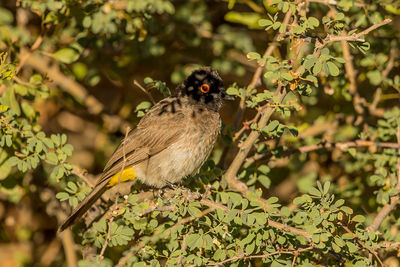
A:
46 152 58 164
327 61 340 76
313 61 322 75
308 17 320 27
226 87 239 95
265 120 280 132
335 12 345 20
185 234 202 249
281 72 293 81
346 241 357 253
135 101 152 111
224 11 263 29
3 88 21 116
366 70 382 86
258 175 271 189
340 206 353 214
323 181 330 195
304 56 316 70
258 19 272 27
309 187 321 197
52 48 80 64
246 52 261 60
287 126 298 137
352 215 365 223
56 192 70 201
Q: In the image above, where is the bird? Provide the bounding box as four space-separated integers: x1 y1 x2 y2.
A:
59 67 233 231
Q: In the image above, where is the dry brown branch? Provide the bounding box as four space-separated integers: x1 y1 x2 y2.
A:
15 35 44 74
115 207 216 267
98 216 113 260
367 126 400 233
25 53 131 132
233 11 292 130
200 193 311 240
340 224 383 266
59 229 78 267
233 109 261 142
369 48 397 116
367 195 400 232
225 86 287 192
25 53 105 115
207 246 314 266
115 186 312 267
177 233 189 267
341 33 365 116
99 127 130 260
133 80 156 105
71 167 94 188
397 125 400 189
314 19 392 57
246 139 400 165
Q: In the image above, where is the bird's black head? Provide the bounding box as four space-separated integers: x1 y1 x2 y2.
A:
178 67 233 111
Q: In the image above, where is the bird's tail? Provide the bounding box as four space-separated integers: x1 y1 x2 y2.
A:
58 180 108 232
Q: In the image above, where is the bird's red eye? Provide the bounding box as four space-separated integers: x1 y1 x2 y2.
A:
200 84 210 93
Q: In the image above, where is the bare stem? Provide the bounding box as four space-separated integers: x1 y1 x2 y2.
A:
133 80 156 105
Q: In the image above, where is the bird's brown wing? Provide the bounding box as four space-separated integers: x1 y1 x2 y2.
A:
59 97 185 231
99 98 185 183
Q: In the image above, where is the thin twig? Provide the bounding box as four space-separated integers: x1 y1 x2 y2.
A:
314 19 392 57
370 48 397 116
133 80 156 105
397 126 400 189
233 11 293 130
25 53 104 114
15 34 44 74
367 126 400 232
341 31 365 116
115 207 215 267
225 86 287 194
246 139 400 165
60 229 78 267
199 197 311 240
71 167 94 188
340 224 383 266
98 217 114 260
99 127 130 260
207 246 314 266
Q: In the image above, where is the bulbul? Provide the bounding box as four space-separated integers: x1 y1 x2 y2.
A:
59 67 233 231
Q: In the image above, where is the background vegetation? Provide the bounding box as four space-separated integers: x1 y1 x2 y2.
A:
1 0 400 266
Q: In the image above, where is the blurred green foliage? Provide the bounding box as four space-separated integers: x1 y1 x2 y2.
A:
0 0 400 266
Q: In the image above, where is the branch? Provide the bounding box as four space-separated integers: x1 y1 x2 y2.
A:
341 31 365 116
59 229 78 267
115 185 312 267
233 10 292 130
369 48 397 116
367 125 400 232
314 19 392 57
133 80 156 105
25 53 131 132
340 224 383 266
71 167 94 188
225 87 287 192
15 34 44 74
99 127 130 260
246 139 400 165
207 246 314 266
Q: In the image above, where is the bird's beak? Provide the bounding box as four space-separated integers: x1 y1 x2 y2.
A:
222 91 235 101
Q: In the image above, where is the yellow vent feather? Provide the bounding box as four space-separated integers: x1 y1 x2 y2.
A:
107 167 136 187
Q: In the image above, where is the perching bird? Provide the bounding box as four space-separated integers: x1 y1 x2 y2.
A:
59 67 233 231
